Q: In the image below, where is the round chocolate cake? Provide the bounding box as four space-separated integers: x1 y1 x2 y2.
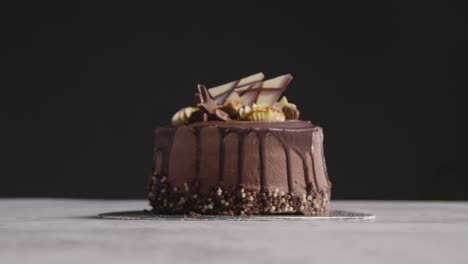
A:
149 73 331 215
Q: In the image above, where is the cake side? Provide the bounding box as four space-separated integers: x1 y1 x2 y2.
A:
149 121 331 215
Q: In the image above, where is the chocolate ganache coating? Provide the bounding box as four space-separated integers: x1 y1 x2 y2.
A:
149 120 331 215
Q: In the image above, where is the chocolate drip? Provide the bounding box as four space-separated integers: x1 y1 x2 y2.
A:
154 121 330 196
321 135 331 188
302 156 312 193
237 131 245 185
218 128 227 182
258 132 266 191
271 134 309 193
194 127 201 183
310 131 320 194
153 127 176 176
284 147 292 193
290 146 313 194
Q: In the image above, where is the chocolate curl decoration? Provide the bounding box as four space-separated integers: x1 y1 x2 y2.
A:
214 108 230 121
194 93 202 105
188 109 209 123
197 84 219 115
283 105 300 120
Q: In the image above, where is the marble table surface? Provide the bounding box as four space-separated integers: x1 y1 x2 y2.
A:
1 199 467 264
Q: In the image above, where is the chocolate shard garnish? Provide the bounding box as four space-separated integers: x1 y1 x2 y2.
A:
235 74 293 106
214 108 231 121
208 73 265 104
224 90 241 103
235 82 262 106
194 93 202 105
197 84 219 115
220 92 243 119
258 74 293 105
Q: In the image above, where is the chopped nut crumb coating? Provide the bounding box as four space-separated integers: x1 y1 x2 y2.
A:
149 174 330 216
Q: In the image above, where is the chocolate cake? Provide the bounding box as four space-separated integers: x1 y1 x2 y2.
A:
149 73 331 215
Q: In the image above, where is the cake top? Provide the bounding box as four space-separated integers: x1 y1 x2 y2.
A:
172 73 300 125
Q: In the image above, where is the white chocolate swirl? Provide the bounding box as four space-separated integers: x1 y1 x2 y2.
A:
239 104 285 122
171 107 197 125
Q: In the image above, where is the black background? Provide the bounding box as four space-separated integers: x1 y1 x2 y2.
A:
2 2 466 199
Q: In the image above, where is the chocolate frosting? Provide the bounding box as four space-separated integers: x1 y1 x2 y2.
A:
153 120 331 196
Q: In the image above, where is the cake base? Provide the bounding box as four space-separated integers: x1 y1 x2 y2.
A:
149 174 330 216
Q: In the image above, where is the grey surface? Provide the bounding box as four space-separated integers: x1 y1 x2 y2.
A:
1 199 467 264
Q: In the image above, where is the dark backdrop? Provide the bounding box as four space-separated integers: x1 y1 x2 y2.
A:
2 2 466 199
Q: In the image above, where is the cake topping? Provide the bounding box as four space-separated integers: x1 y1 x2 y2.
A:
240 104 286 122
283 104 300 120
235 74 293 106
213 108 231 121
196 84 219 115
171 73 300 125
273 96 300 120
208 72 265 104
223 91 243 110
171 107 197 125
187 109 208 123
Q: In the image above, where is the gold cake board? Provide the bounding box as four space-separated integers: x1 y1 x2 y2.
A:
98 210 376 222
